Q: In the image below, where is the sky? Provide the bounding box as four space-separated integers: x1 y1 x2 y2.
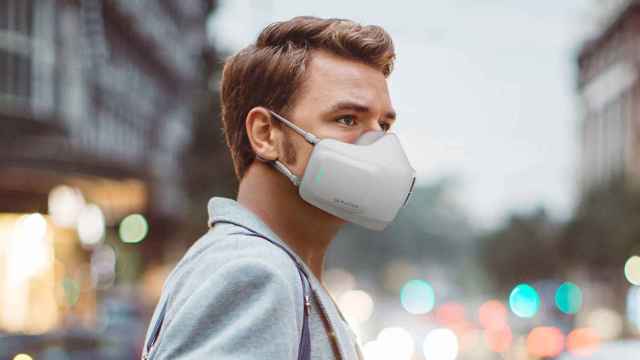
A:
207 0 603 228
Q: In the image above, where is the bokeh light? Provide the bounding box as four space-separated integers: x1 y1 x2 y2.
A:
48 185 85 228
625 256 640 285
324 268 356 297
451 322 476 353
567 328 600 357
76 204 105 246
8 213 52 280
458 329 484 356
377 327 414 360
119 213 149 244
509 283 540 318
362 340 384 360
400 279 435 314
90 244 117 289
478 300 508 330
526 326 564 358
555 282 582 314
587 308 623 340
13 354 33 360
62 277 81 307
484 326 512 353
338 289 374 324
436 302 466 327
363 327 414 360
627 286 640 331
423 328 459 360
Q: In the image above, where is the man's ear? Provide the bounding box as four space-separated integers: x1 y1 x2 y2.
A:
246 107 280 161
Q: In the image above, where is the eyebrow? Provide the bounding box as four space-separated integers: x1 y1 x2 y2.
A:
324 101 397 121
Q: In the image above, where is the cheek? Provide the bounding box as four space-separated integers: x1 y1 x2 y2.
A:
295 141 315 174
281 134 314 175
342 132 361 144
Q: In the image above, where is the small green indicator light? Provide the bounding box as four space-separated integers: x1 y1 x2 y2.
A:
315 167 325 184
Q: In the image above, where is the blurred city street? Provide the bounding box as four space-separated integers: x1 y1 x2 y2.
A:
3 0 640 359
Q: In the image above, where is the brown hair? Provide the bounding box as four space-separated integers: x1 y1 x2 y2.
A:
220 16 396 179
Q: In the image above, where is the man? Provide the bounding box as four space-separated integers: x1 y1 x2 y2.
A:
142 16 415 359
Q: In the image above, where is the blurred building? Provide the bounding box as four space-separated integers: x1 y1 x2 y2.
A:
0 0 213 337
577 0 640 194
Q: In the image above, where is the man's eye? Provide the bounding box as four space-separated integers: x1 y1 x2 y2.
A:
336 116 356 127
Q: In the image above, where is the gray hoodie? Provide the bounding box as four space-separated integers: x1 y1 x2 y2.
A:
141 197 362 359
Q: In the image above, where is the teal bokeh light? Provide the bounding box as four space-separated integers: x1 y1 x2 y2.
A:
509 283 540 318
555 282 582 314
400 279 435 314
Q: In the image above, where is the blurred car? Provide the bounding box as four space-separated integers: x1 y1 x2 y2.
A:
556 340 640 360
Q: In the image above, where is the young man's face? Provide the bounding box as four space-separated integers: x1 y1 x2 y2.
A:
278 50 397 177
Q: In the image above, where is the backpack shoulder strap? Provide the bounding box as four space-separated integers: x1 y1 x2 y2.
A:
142 296 168 359
226 227 312 360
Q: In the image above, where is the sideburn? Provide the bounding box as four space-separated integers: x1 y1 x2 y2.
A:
281 130 298 165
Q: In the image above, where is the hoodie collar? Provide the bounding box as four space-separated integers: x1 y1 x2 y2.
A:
207 196 312 274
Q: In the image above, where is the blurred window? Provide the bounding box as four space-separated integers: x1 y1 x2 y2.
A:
0 0 33 102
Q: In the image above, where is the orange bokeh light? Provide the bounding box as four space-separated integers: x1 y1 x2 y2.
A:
527 326 564 357
567 328 600 357
436 302 466 325
478 300 508 330
484 326 512 353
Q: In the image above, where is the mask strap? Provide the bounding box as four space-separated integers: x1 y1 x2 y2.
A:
255 155 301 187
272 160 302 187
255 110 314 187
269 111 320 145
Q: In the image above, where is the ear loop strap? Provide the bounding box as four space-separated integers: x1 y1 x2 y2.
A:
255 110 319 187
254 154 301 186
268 110 319 145
272 159 302 186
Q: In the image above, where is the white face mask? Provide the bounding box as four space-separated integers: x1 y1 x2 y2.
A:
261 110 416 231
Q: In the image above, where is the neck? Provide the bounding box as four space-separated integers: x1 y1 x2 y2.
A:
237 162 344 282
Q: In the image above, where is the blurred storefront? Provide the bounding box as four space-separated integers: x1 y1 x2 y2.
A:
577 0 640 194
0 0 213 356
576 0 640 346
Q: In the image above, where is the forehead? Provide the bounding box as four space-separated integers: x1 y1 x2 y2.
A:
295 50 392 112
